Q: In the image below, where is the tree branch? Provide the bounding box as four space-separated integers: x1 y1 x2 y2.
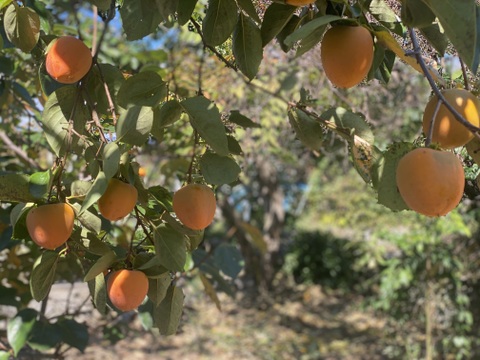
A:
0 131 41 169
408 28 480 135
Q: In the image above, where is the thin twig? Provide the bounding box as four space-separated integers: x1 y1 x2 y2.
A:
408 28 480 135
459 58 470 91
94 61 118 125
134 206 155 246
82 88 108 144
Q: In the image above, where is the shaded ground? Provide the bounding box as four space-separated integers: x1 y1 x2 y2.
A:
44 281 390 360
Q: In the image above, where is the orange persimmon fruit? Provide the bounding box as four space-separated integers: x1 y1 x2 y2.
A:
107 269 149 312
26 203 75 250
172 184 216 230
396 147 465 217
98 178 138 221
320 25 374 89
45 36 92 84
422 88 480 149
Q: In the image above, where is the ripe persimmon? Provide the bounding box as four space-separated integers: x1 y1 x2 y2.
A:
98 178 138 221
320 25 374 89
45 36 92 84
422 88 480 149
138 167 146 177
285 0 315 6
396 148 464 217
107 269 149 312
26 203 75 250
172 184 216 230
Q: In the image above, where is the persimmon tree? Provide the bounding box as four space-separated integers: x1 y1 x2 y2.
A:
0 0 480 357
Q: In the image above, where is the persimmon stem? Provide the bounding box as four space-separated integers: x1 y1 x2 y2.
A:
425 99 442 147
186 130 199 184
408 28 480 135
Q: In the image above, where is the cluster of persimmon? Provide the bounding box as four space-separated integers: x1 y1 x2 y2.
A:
39 34 220 311
396 89 480 217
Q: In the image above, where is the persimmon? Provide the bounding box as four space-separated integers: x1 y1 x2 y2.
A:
45 36 92 84
26 203 75 250
285 0 315 6
138 167 146 177
98 178 138 221
172 184 216 230
422 88 480 149
320 25 374 89
396 148 464 217
107 269 149 312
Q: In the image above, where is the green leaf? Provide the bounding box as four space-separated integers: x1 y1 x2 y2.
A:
199 273 222 311
375 142 413 211
181 96 229 156
199 151 241 185
277 15 303 52
56 318 89 352
10 203 32 240
120 0 163 40
87 273 107 315
28 170 52 200
202 0 238 46
116 106 154 146
154 285 184 335
152 100 183 138
85 64 125 116
154 224 187 272
0 174 37 202
420 22 448 56
295 18 328 57
401 0 436 28
147 273 171 306
7 308 38 356
117 71 167 108
237 0 260 23
0 0 12 10
228 110 261 128
3 4 40 52
70 180 92 198
260 3 296 47
233 13 263 80
0 351 8 360
30 251 59 301
41 86 88 156
155 0 177 21
84 251 117 282
83 232 112 255
87 0 111 10
284 15 340 48
240 222 267 254
102 142 121 180
79 171 108 215
421 0 479 72
288 108 324 151
321 107 374 144
214 244 243 279
27 321 62 351
177 0 198 25
369 0 401 24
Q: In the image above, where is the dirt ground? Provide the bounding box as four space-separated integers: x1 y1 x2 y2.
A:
26 280 390 360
